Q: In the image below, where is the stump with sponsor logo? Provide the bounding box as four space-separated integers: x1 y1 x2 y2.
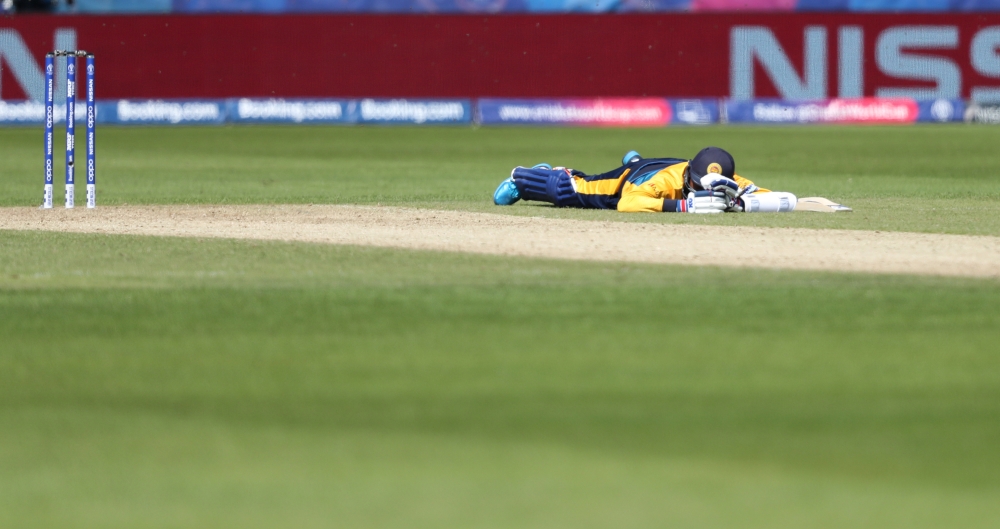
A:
42 50 95 210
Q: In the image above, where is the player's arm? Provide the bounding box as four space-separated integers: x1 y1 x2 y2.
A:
617 194 724 213
733 174 769 193
617 179 727 214
617 193 671 213
616 176 678 212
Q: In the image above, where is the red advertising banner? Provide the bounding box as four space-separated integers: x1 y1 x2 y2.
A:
1 14 999 100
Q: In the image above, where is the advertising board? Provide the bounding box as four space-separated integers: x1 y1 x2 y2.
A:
0 98 472 125
102 99 228 125
2 15 1000 101
478 99 672 126
724 98 919 123
964 102 1000 123
227 99 352 124
356 99 472 124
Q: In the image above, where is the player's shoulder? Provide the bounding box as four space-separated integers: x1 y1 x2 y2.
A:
645 157 688 166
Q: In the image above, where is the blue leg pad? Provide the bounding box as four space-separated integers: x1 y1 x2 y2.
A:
511 167 579 207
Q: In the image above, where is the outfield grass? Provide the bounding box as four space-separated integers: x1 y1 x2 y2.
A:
3 125 1000 527
2 231 1000 528
3 125 1000 235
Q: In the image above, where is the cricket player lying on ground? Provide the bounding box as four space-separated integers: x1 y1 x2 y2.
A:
492 146 797 214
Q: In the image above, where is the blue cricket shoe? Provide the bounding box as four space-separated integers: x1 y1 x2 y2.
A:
493 178 520 206
622 150 641 165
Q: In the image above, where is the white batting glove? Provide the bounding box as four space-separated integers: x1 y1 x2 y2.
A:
685 190 729 214
699 175 740 200
727 184 759 212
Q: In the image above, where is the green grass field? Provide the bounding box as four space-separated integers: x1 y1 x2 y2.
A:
2 125 1000 528
4 125 1000 234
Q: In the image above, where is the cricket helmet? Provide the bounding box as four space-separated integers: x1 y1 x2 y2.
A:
684 147 736 194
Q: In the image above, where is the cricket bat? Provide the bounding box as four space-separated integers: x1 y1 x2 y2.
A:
794 197 852 213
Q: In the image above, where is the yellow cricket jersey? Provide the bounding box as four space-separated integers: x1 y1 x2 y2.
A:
571 161 764 213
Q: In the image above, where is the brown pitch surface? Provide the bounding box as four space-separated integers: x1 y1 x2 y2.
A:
3 205 999 278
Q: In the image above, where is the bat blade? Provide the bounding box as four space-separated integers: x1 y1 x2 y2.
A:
795 197 853 213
